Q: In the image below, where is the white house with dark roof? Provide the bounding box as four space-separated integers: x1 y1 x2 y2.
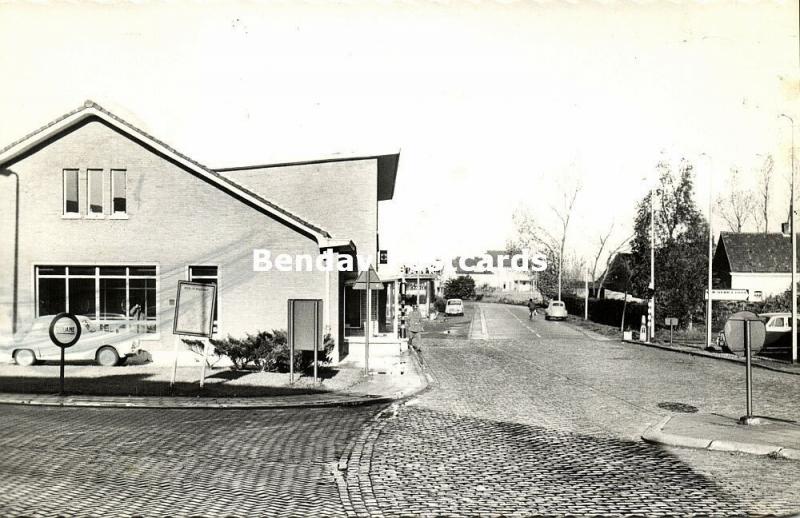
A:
0 101 400 364
444 250 537 293
712 232 799 299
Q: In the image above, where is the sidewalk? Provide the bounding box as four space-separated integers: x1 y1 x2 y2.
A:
623 338 800 376
642 413 800 461
0 350 428 409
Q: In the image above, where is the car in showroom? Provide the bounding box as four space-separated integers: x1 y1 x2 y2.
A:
445 298 465 316
1 315 143 367
544 300 568 321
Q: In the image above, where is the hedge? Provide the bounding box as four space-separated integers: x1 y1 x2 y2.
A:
561 295 648 330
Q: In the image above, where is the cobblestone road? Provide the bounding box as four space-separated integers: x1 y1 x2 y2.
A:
0 405 378 516
351 303 800 516
4 301 800 516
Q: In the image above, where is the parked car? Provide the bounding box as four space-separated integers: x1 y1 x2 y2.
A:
445 299 464 316
1 315 142 367
544 301 568 321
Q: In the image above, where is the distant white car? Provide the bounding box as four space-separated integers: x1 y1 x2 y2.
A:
544 301 568 321
445 299 464 316
1 315 142 367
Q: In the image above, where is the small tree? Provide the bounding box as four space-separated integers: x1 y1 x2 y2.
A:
717 167 755 232
754 155 774 233
443 276 476 300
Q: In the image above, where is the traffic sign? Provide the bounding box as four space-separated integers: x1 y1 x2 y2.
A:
49 313 81 396
723 311 766 356
664 317 678 326
704 289 751 302
49 313 81 349
353 265 384 290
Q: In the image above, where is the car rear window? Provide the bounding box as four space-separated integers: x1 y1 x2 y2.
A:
447 300 462 305
552 302 564 307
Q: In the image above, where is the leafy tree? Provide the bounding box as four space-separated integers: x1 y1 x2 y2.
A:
630 160 709 326
443 275 476 300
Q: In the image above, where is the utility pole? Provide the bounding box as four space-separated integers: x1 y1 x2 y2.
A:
780 114 797 363
702 153 713 349
649 185 656 343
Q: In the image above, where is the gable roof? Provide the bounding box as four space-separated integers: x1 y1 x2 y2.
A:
0 100 334 244
716 232 800 273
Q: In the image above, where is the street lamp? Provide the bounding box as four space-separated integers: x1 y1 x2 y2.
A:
780 113 797 363
0 170 19 336
699 153 713 349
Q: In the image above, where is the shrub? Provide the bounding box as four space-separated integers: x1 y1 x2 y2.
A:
443 276 476 300
433 296 446 313
560 295 647 330
184 330 335 372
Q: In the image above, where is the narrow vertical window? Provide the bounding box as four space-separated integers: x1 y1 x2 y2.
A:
111 169 127 214
63 169 79 214
87 169 103 215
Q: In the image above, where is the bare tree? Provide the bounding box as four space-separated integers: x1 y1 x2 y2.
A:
553 181 581 300
589 224 614 296
753 155 774 233
510 176 581 301
716 167 755 232
595 232 634 298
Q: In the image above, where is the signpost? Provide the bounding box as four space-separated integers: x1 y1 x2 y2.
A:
353 265 383 376
287 299 323 384
664 317 678 345
48 312 82 395
172 281 217 390
723 311 766 424
704 288 762 303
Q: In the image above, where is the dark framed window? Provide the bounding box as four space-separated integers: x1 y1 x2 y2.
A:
35 265 158 333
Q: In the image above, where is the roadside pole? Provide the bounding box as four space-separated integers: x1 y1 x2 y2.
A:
366 277 371 376
781 114 797 363
584 272 588 320
649 185 656 343
704 153 713 349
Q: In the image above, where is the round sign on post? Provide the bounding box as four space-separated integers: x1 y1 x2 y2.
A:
49 313 81 396
723 312 765 356
49 313 82 348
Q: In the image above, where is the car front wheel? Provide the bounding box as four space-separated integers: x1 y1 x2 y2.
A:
96 346 120 367
13 349 36 366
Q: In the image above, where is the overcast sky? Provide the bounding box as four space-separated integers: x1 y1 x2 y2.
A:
1 1 797 267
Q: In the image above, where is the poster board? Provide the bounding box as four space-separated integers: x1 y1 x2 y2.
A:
173 281 217 337
288 299 322 351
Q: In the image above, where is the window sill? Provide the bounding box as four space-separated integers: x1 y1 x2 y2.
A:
61 213 82 219
85 213 106 219
109 213 129 220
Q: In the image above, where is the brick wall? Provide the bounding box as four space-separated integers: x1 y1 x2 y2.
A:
220 160 379 263
0 118 347 358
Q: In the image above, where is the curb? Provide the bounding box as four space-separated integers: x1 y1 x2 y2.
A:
0 392 397 410
622 339 800 376
0 362 430 411
641 415 800 461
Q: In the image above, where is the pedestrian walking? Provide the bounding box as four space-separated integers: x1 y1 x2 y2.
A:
527 298 537 320
407 304 424 363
